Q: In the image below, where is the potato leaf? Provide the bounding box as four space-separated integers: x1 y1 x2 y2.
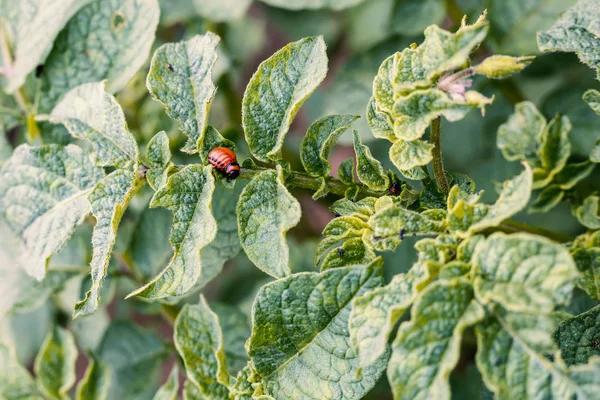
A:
147 33 220 154
236 167 301 278
128 165 217 299
42 81 139 169
0 144 104 281
145 131 172 191
4 0 92 93
388 280 484 400
38 0 159 112
174 296 229 399
242 36 327 162
553 304 600 366
537 0 600 80
300 114 358 177
248 260 387 399
447 165 532 237
76 352 111 400
0 343 42 399
74 169 139 317
472 233 578 314
34 326 78 400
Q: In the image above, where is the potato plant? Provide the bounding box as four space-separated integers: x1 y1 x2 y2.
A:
1 0 600 399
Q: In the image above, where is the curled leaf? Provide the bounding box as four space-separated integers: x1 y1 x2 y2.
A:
300 114 358 177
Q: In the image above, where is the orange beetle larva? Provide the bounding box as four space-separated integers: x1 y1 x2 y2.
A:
208 147 240 179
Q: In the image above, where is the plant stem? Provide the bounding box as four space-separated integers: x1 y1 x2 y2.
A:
430 117 449 194
495 220 574 243
238 167 389 199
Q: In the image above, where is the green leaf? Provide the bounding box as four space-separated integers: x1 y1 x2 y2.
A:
0 144 104 281
497 101 545 163
0 343 42 399
583 89 600 115
476 308 600 399
182 380 202 400
127 165 217 299
212 304 251 375
257 0 364 10
242 36 327 162
553 304 600 366
497 101 571 188
472 55 536 79
490 0 577 55
126 206 173 281
498 101 574 189
554 161 595 190
330 197 376 219
194 183 242 290
447 165 533 237
230 364 256 400
366 96 396 141
529 184 564 214
34 326 78 400
337 157 355 185
300 115 358 177
99 321 167 400
389 139 434 171
572 248 600 300
472 233 579 314
368 204 446 251
353 130 389 191
388 280 484 400
574 195 600 230
4 0 92 93
192 0 252 21
247 260 386 399
75 169 138 317
42 82 139 169
536 114 572 187
146 33 220 154
315 232 376 270
349 260 439 368
76 352 111 400
392 89 492 141
174 296 229 399
38 0 160 112
236 167 301 278
153 366 179 400
537 0 600 80
145 131 172 191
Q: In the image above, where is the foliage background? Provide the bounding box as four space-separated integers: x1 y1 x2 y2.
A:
1 0 599 399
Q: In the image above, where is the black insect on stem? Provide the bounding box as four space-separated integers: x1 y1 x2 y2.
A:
399 228 405 240
389 181 401 196
168 63 174 72
35 64 44 77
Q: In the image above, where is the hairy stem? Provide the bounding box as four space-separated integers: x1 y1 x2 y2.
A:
238 167 389 198
495 220 574 243
430 117 449 194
